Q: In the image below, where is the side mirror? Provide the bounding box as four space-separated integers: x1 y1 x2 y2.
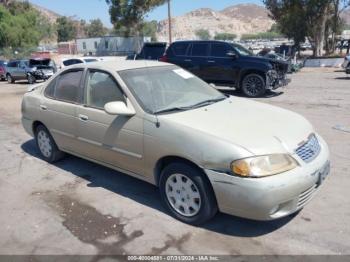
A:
227 52 237 59
104 101 136 116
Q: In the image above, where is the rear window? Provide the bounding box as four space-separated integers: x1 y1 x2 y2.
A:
171 43 190 56
83 59 98 63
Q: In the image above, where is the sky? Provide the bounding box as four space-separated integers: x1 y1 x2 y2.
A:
29 0 262 27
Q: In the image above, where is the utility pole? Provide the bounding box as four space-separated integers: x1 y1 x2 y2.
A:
168 0 172 44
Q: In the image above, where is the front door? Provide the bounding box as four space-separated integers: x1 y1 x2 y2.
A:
206 43 237 85
75 69 144 175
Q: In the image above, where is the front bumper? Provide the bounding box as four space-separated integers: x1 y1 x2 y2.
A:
266 70 291 90
205 135 330 221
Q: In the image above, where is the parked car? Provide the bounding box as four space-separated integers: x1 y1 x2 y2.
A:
160 40 290 97
342 55 350 69
21 61 330 225
6 58 56 84
0 60 7 81
127 42 167 61
60 57 100 69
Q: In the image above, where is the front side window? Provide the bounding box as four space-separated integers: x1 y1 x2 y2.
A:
232 43 254 56
86 70 124 109
210 43 233 57
119 66 226 114
191 43 209 57
52 70 84 103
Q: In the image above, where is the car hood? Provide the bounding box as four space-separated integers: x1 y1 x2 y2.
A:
159 97 314 155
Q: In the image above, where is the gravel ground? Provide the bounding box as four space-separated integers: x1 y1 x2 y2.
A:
0 68 349 256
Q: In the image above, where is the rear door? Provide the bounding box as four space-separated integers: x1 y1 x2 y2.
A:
206 42 237 84
167 42 192 69
40 69 85 152
75 69 144 175
188 42 210 80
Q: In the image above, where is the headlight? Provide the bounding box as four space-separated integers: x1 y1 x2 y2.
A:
231 154 298 178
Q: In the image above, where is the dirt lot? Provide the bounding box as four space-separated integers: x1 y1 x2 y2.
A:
0 68 349 256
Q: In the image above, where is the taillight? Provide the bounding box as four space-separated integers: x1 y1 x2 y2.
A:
0 66 4 73
159 55 168 62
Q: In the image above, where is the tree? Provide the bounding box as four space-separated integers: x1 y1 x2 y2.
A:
214 33 237 41
142 20 158 41
105 0 166 36
264 0 337 57
195 29 211 40
56 16 77 42
86 19 108 37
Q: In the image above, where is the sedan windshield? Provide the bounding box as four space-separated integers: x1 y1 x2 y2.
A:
119 66 226 114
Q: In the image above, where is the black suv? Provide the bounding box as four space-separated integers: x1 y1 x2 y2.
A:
127 42 167 61
160 41 290 97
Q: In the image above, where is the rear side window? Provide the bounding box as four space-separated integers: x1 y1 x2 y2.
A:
7 61 18 67
46 70 84 103
171 43 190 56
210 43 232 57
191 43 209 57
45 77 57 98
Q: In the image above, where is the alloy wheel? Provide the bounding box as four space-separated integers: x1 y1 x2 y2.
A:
243 75 264 97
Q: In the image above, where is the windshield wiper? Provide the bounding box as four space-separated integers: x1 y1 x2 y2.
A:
188 97 227 109
154 107 191 114
154 97 227 115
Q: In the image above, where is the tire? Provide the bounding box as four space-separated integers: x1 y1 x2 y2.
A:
241 73 266 98
35 125 65 163
7 74 15 84
27 74 36 85
159 162 218 225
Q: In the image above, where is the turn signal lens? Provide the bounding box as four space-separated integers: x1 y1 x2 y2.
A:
231 154 298 178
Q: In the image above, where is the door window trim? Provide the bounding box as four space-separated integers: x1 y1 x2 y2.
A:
43 68 86 105
82 68 127 111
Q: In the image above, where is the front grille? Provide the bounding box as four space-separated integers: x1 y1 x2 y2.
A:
295 135 321 163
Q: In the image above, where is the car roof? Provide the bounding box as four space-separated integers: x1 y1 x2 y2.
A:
67 60 171 72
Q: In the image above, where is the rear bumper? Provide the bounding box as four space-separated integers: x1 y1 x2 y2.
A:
22 117 34 137
205 135 330 221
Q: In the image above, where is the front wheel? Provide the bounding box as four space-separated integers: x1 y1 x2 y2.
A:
27 74 36 85
35 125 65 163
159 163 218 225
241 73 266 98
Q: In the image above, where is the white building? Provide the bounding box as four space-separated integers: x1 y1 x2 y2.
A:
76 36 151 56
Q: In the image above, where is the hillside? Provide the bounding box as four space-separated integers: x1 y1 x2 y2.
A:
157 4 274 41
31 3 60 23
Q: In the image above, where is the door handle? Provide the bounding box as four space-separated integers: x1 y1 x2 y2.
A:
40 105 47 111
207 60 216 63
184 59 192 62
78 114 89 121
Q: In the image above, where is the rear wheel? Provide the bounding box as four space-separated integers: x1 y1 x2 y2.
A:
35 125 65 163
7 74 15 84
159 162 217 225
241 73 266 97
